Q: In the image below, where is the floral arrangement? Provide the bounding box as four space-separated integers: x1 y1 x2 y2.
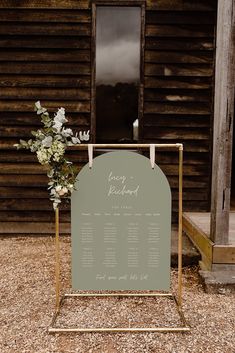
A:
14 101 89 209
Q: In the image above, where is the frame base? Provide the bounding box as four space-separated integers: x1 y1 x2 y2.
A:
48 292 190 333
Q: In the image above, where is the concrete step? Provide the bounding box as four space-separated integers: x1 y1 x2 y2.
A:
199 269 235 294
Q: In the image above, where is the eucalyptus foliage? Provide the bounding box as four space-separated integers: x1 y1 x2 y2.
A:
14 101 89 210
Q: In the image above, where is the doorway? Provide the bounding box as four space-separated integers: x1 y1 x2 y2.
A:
92 5 144 143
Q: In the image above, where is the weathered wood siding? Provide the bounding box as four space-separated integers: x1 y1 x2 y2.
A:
0 1 91 233
0 0 217 234
142 0 217 216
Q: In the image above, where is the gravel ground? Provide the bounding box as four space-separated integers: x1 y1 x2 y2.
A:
0 236 234 353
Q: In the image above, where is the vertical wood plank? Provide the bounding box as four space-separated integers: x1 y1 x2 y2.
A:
138 3 146 141
210 0 235 244
91 2 96 142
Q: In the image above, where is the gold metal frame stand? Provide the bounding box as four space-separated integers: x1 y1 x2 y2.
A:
49 143 190 333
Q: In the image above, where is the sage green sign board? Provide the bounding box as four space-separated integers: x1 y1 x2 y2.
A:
72 151 171 290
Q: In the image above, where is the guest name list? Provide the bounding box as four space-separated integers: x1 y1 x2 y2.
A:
72 151 171 290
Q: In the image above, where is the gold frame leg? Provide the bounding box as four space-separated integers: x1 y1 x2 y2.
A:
178 145 183 308
55 207 60 311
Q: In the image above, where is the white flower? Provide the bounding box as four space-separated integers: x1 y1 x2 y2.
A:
50 188 57 196
61 128 73 137
35 101 47 115
71 136 80 144
53 107 67 132
42 136 53 147
35 101 41 110
52 120 63 133
55 185 62 193
61 187 68 194
36 147 52 165
55 185 68 196
51 140 65 162
52 198 61 210
79 130 90 141
54 108 67 124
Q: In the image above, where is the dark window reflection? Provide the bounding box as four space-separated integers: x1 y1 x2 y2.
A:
96 7 141 143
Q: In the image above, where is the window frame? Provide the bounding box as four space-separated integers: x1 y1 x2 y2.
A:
91 0 146 143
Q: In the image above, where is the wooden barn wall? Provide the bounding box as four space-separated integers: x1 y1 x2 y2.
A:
0 0 216 234
0 0 91 234
142 0 217 218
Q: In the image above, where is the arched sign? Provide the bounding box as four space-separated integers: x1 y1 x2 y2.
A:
72 151 171 290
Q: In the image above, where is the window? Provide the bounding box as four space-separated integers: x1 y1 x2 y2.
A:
92 3 144 143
